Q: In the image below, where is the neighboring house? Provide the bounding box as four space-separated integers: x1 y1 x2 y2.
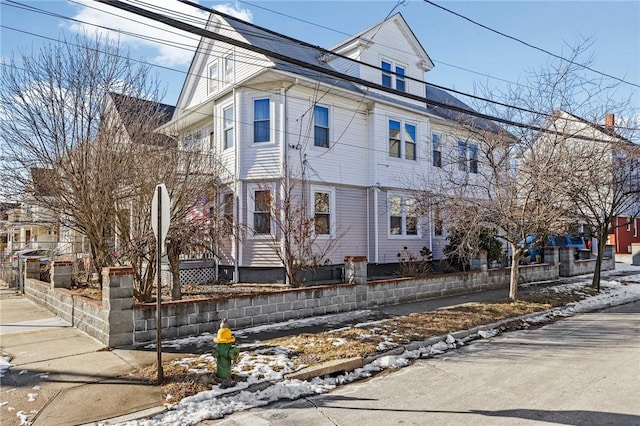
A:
534 110 640 256
158 12 502 282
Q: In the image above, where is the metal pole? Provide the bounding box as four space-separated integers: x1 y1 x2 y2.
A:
156 185 164 384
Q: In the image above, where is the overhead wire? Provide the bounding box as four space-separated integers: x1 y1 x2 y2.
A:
2 0 636 141
422 0 640 89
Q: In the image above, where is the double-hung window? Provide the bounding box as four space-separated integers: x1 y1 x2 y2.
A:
252 189 271 235
253 99 270 143
469 143 478 173
432 133 442 167
404 122 416 160
208 61 218 94
389 195 418 236
434 206 443 236
389 120 401 158
395 66 405 92
314 105 329 148
381 60 406 92
382 61 392 88
389 119 417 160
313 191 331 235
457 141 467 171
223 106 234 150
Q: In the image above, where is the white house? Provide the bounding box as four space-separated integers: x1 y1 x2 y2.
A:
160 12 501 283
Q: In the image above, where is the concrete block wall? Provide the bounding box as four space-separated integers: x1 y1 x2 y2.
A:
133 283 361 344
24 278 107 343
559 246 616 277
51 261 73 289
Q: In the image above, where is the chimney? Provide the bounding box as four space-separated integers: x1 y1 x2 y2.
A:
605 113 615 131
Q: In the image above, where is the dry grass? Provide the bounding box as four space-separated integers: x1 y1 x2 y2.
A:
131 285 594 403
262 287 593 365
133 359 243 404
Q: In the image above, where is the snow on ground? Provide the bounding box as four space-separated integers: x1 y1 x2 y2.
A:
0 356 13 378
117 268 640 426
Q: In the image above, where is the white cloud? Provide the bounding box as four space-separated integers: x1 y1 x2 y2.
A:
67 1 253 67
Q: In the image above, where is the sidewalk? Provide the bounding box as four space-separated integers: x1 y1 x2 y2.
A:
1 267 639 425
0 284 183 426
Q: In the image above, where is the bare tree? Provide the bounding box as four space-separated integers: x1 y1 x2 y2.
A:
0 34 167 285
414 42 630 300
552 111 640 291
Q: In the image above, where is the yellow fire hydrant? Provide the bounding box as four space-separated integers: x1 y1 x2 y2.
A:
213 319 239 379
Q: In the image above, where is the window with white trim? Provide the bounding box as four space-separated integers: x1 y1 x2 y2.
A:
469 143 478 173
634 218 638 237
457 141 467 171
253 98 270 143
314 105 329 148
627 220 632 231
434 206 443 236
389 119 417 160
313 188 334 236
432 133 442 167
389 195 418 237
381 60 406 92
251 188 272 235
207 61 218 94
223 106 233 150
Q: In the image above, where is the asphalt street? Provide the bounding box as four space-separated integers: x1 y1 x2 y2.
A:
214 300 640 426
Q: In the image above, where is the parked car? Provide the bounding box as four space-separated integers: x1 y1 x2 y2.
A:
11 249 51 269
523 234 586 260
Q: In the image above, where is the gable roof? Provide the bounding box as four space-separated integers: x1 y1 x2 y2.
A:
558 109 633 145
109 93 177 146
178 11 502 132
329 13 434 71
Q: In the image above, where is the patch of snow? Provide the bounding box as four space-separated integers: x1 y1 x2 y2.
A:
18 370 27 375
478 329 499 339
27 394 37 402
330 338 347 346
16 410 31 425
0 356 13 378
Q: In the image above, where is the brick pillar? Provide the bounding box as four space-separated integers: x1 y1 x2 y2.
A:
51 261 73 289
102 266 134 347
24 258 41 280
632 243 640 266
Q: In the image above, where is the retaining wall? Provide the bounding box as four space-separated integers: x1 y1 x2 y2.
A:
23 246 617 347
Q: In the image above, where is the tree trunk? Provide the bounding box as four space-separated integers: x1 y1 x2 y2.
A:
166 239 182 301
591 227 607 292
509 243 521 301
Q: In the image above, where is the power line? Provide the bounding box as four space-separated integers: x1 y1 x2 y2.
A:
423 0 640 89
3 1 636 140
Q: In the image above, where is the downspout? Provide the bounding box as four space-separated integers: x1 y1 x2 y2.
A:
233 88 240 283
371 107 379 263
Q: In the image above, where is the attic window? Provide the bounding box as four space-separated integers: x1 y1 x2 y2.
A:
381 60 406 92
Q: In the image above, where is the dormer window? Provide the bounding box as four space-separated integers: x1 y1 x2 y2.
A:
381 60 406 92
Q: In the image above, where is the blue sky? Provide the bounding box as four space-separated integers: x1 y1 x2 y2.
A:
1 1 639 119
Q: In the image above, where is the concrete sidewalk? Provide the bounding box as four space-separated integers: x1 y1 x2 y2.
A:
0 285 184 426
